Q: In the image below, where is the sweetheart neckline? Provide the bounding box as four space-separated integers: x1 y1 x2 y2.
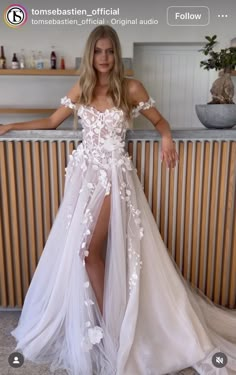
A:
80 105 122 114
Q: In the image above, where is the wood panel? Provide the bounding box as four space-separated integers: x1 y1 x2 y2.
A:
0 138 235 308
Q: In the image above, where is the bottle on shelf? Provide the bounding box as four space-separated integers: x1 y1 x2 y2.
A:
12 53 19 69
60 56 65 70
36 51 44 69
30 50 36 69
19 49 25 69
50 45 57 69
0 46 6 69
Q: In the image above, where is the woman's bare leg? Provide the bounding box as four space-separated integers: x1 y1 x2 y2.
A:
85 194 111 315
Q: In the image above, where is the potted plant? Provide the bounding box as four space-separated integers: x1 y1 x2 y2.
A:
195 35 236 129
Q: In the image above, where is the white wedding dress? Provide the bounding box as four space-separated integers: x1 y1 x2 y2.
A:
11 96 236 375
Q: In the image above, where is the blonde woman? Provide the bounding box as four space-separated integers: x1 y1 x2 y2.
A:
2 25 236 375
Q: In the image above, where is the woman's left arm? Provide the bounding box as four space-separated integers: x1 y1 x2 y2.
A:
128 79 179 168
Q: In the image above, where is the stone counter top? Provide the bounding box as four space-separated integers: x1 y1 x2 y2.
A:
0 128 236 141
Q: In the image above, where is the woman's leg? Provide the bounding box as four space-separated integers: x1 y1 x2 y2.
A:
85 194 111 315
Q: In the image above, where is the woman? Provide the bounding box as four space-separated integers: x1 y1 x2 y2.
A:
1 25 236 375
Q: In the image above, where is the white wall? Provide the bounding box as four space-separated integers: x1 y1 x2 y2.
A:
133 44 211 130
1 0 236 128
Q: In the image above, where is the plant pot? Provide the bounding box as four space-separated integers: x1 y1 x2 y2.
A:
195 104 236 129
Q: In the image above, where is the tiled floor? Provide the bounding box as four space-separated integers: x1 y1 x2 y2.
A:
0 311 199 375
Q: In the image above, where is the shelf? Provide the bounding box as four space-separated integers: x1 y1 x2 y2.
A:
0 108 56 114
0 69 133 76
0 68 234 76
0 69 80 76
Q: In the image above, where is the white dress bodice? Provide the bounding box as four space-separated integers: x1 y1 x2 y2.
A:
61 96 155 155
77 105 128 158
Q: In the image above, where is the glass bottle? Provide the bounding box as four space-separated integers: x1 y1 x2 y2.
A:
50 45 57 69
19 49 25 69
60 56 65 69
36 51 44 69
0 46 6 69
30 50 36 69
12 53 19 69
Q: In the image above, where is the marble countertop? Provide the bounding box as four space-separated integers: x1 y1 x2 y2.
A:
1 128 236 141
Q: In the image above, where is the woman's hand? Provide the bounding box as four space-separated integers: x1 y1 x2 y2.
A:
161 135 179 168
0 124 11 136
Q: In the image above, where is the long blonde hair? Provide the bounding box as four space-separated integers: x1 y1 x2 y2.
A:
77 25 132 120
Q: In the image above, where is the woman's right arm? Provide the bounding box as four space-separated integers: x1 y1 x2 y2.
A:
0 80 81 136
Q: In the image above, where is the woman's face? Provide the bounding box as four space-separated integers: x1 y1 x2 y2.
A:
93 38 115 74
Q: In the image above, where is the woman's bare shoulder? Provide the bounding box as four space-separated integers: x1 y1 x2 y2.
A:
125 78 149 106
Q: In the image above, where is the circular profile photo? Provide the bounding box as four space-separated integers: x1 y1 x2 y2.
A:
4 4 28 28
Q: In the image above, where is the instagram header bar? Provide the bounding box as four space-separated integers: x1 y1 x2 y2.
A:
3 4 232 29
